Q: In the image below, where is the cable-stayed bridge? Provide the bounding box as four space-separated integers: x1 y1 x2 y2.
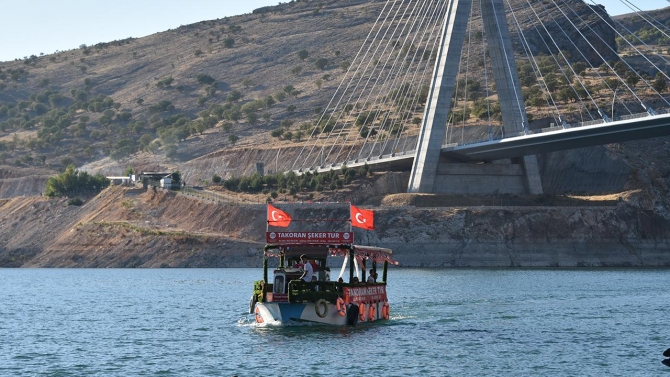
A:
288 0 670 194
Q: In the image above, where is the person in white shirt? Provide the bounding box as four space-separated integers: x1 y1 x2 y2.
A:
300 254 313 282
367 269 377 284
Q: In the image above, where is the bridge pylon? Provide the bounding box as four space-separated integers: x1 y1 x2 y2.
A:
408 0 543 195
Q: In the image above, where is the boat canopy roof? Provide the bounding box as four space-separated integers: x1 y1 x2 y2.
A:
264 244 398 265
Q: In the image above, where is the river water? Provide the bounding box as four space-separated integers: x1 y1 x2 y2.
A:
1 268 668 376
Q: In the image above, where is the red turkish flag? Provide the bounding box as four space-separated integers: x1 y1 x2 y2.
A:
350 205 374 230
267 204 292 227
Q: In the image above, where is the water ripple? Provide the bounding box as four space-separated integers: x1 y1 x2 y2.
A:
0 268 668 376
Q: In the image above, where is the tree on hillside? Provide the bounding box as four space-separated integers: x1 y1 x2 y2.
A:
315 58 329 70
44 165 109 197
297 50 309 61
171 171 181 185
196 74 216 86
653 73 667 93
291 66 303 76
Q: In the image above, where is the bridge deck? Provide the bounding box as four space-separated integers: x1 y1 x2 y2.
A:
443 113 670 162
299 113 670 173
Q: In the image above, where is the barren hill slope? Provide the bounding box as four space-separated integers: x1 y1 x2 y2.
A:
1 0 665 192
0 186 264 267
2 183 670 268
0 0 381 182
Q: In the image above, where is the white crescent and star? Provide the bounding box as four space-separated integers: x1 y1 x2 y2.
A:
355 213 366 224
271 210 283 221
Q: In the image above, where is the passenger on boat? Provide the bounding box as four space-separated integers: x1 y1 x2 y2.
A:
367 270 377 284
300 254 313 282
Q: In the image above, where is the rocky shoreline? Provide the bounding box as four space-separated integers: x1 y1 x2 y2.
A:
1 186 669 268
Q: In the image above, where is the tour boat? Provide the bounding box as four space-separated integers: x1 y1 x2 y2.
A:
249 205 398 326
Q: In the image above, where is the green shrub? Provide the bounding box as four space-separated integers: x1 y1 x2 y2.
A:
148 100 174 114
274 91 287 102
197 74 216 86
68 197 84 206
226 90 242 102
156 77 174 88
45 165 109 197
315 58 329 70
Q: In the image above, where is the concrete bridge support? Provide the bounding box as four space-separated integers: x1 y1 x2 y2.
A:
408 0 543 195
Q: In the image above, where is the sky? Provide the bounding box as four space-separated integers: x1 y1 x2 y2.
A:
0 0 668 63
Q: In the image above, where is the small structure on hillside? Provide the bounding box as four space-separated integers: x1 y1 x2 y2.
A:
106 176 132 186
160 177 173 189
140 172 174 188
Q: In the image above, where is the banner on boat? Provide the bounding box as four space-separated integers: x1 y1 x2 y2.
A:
266 231 354 244
344 285 387 303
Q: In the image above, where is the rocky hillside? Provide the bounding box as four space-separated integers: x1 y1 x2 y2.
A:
0 0 381 183
0 0 665 192
1 0 670 268
1 184 669 268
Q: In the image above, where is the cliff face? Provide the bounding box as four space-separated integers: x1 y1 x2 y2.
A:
510 0 618 65
375 202 670 267
1 186 669 268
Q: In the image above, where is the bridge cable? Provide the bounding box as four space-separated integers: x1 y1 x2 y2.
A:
619 0 670 42
534 0 634 118
384 0 451 156
325 0 433 166
522 0 600 122
338 0 438 164
459 2 476 145
583 0 670 87
504 0 564 127
573 0 670 109
541 1 636 117
606 12 670 71
322 0 428 167
558 0 670 109
375 0 447 157
301 0 414 169
517 0 594 123
369 0 449 160
338 1 430 163
313 0 414 168
290 0 395 171
489 0 535 133
447 34 467 144
393 0 451 155
482 0 496 140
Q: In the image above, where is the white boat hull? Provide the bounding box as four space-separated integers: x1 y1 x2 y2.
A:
254 301 388 326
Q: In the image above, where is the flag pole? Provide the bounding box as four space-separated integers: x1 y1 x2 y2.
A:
266 204 269 232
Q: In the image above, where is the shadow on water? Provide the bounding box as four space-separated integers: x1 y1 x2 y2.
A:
238 314 397 339
240 311 492 342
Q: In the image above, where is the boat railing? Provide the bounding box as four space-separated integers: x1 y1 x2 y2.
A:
285 280 386 304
